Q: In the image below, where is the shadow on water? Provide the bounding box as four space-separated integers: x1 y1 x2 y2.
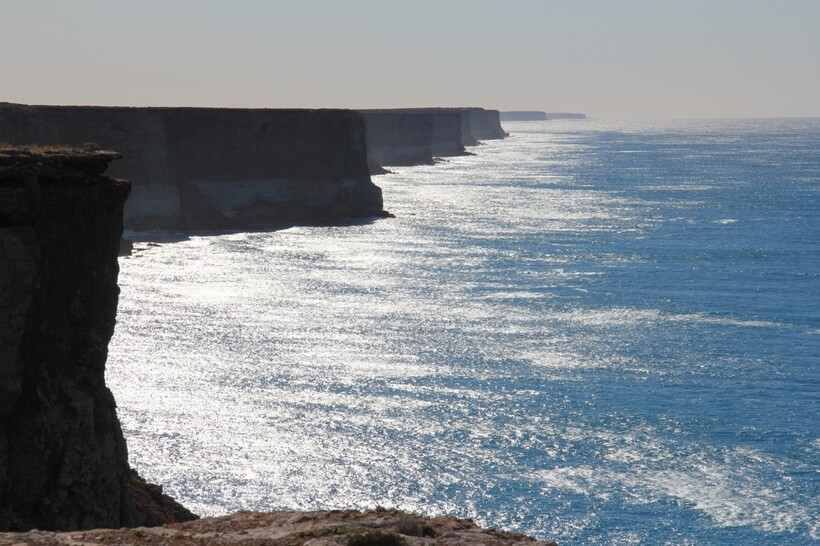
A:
121 213 395 255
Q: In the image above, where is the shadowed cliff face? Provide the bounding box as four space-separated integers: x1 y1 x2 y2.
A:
362 112 435 170
358 108 506 172
429 111 467 157
0 147 195 531
466 109 507 140
360 110 468 167
0 104 385 231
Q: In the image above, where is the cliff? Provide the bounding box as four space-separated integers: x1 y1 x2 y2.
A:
0 508 558 545
361 111 434 171
359 108 505 171
428 110 467 157
465 108 508 140
0 104 386 231
362 109 469 160
0 146 195 531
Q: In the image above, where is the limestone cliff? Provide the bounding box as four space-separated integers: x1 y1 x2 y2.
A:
0 104 386 231
361 111 434 171
428 110 468 157
360 110 468 171
466 108 507 140
394 108 505 146
419 108 506 146
358 107 508 171
0 146 195 531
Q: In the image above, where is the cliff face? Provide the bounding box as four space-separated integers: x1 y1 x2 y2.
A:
361 112 434 171
359 107 513 171
0 104 385 231
466 108 507 140
404 108 506 146
424 108 506 147
428 111 467 157
0 147 194 531
360 109 468 168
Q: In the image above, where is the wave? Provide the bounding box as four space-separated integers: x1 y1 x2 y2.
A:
535 446 818 537
553 307 794 331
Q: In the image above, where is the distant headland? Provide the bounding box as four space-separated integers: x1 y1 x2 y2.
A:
500 111 586 121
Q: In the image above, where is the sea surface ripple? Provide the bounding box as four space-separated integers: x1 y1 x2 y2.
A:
109 118 820 545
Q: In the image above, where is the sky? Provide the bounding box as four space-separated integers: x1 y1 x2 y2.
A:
1 0 818 118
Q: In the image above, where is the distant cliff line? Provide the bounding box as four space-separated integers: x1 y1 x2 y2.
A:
0 104 507 232
500 111 586 121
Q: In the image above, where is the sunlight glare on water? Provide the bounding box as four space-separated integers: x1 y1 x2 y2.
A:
108 119 820 545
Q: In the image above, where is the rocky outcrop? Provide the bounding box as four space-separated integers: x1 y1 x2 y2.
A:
0 146 195 531
0 508 559 546
0 104 386 231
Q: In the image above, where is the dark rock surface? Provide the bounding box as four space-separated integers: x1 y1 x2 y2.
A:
0 146 196 531
0 104 386 231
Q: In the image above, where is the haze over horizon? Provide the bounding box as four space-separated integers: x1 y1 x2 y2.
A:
1 0 818 119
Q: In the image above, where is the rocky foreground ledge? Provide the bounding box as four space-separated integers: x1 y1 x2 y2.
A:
0 508 558 546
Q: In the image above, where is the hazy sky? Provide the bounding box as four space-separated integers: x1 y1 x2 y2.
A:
1 0 818 118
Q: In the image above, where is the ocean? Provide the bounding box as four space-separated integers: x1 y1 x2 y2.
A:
108 118 819 545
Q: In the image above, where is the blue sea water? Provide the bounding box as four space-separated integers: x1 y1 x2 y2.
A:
109 118 819 545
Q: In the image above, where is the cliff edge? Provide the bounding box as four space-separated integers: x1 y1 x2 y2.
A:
0 146 195 531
